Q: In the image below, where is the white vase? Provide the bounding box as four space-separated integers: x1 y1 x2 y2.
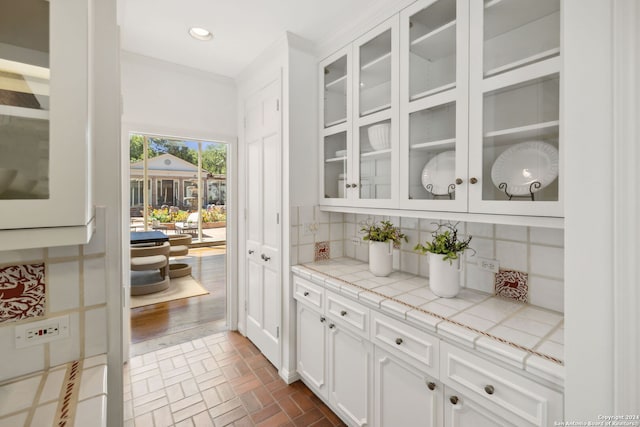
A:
428 252 462 298
369 240 393 277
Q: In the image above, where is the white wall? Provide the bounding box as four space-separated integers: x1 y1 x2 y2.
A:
120 51 237 143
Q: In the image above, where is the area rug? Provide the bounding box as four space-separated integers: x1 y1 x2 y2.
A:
130 275 209 308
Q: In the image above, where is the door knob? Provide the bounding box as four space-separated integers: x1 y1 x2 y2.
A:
340 310 347 316
351 183 358 188
346 183 352 188
261 253 271 261
320 316 326 322
248 250 254 254
303 291 309 296
484 385 495 395
455 178 463 185
449 396 459 405
470 177 478 184
395 338 403 345
329 323 335 329
427 382 436 391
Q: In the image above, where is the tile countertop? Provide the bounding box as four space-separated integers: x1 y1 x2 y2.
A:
0 354 107 427
292 258 564 387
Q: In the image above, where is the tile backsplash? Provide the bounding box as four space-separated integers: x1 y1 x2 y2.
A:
290 206 564 313
0 208 108 382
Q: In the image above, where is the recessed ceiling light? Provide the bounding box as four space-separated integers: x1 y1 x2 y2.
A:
189 27 213 41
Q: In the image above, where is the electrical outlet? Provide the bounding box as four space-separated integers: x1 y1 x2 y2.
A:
15 314 70 348
477 257 500 273
351 236 362 246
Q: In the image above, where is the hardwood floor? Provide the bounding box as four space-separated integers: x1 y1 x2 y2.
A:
130 246 227 348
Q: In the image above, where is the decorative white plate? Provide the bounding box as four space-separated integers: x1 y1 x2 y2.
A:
491 141 559 195
421 151 456 195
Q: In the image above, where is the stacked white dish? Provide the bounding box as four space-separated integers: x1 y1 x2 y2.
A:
367 123 390 151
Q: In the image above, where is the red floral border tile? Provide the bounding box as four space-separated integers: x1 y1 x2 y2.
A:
314 241 330 261
494 269 528 303
0 263 46 322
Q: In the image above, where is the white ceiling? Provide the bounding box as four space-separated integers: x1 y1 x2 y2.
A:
118 0 400 78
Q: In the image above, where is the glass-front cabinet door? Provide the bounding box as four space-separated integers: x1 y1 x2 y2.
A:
321 47 351 204
468 0 562 217
352 16 399 207
0 0 92 232
400 0 469 211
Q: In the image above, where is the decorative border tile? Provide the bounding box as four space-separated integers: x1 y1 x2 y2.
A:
494 269 528 303
0 263 45 322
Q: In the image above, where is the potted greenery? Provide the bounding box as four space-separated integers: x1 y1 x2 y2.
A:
361 220 407 277
414 222 473 298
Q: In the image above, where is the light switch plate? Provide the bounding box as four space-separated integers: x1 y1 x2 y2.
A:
15 314 70 348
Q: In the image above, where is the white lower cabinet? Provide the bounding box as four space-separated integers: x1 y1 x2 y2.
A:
443 385 514 427
374 347 442 427
328 321 372 427
296 302 327 399
293 275 563 427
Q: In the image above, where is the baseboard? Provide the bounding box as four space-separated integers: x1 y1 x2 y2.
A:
279 367 300 384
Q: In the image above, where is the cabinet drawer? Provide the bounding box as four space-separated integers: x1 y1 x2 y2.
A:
293 275 324 310
370 311 439 377
440 342 563 427
326 290 369 337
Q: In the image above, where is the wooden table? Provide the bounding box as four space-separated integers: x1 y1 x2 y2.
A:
130 230 169 245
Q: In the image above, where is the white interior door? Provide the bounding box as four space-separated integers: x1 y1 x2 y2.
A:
245 78 282 368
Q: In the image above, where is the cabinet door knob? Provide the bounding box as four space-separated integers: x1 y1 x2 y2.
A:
320 316 326 323
351 183 358 188
395 338 403 345
248 250 254 254
470 177 478 184
449 396 459 405
427 382 436 391
346 183 352 188
455 178 463 185
484 385 495 395
303 291 309 296
340 310 347 316
329 323 335 329
261 253 271 261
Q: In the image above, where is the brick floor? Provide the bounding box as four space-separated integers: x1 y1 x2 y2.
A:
124 331 346 427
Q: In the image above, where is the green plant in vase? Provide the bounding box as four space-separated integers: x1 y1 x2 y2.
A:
414 222 473 263
360 220 407 277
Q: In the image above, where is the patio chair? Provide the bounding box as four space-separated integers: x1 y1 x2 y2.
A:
168 234 192 278
175 212 199 236
130 242 170 295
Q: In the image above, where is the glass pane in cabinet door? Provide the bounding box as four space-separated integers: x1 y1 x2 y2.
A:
408 0 456 101
0 2 50 200
324 56 347 128
359 120 391 200
408 102 457 200
359 29 391 117
324 132 348 199
484 0 560 77
482 74 559 202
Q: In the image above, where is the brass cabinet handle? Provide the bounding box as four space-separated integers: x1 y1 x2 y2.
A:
484 385 495 395
455 178 463 185
449 396 459 405
395 338 403 345
427 382 436 391
470 177 478 184
340 310 347 316
303 291 309 296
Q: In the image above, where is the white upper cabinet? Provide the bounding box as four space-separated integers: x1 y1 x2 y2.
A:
319 0 563 221
400 0 469 212
468 0 562 216
0 0 93 247
320 17 399 208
